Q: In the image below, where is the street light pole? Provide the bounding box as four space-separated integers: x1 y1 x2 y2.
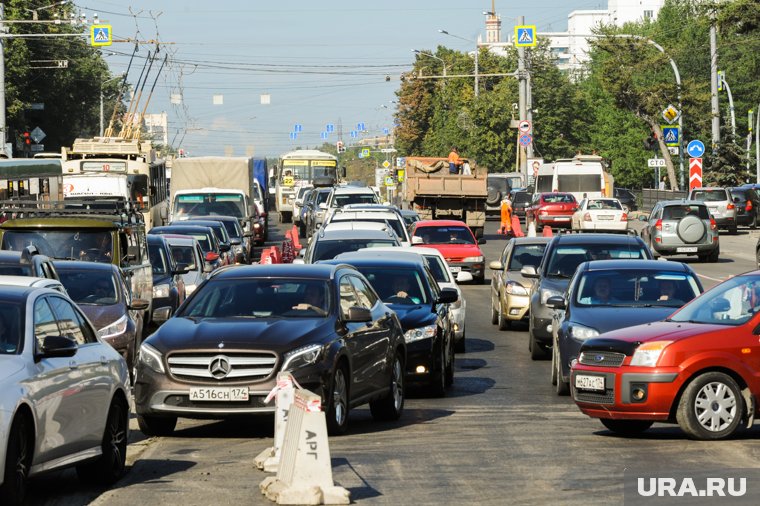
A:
412 50 447 86
438 29 478 97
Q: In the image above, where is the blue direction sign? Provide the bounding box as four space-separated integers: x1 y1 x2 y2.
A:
357 122 366 131
320 132 328 140
518 134 532 147
326 123 334 133
289 132 297 141
687 139 705 158
293 124 303 133
514 25 537 47
350 130 358 139
383 127 390 135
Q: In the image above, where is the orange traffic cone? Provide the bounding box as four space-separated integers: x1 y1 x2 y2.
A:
511 215 524 237
542 226 553 237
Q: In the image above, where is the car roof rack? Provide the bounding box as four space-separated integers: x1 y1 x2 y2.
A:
0 199 144 225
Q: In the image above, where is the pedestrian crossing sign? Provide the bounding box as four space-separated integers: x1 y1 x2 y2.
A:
661 125 680 147
514 25 537 47
90 25 112 47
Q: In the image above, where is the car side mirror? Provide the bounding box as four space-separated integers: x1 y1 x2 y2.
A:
478 238 487 245
173 263 190 275
36 335 77 360
412 236 424 245
345 306 372 322
546 296 566 309
130 298 150 311
711 297 731 313
521 265 538 278
230 238 242 245
489 260 503 271
205 251 220 263
295 199 303 205
437 287 459 304
219 244 231 253
456 271 473 283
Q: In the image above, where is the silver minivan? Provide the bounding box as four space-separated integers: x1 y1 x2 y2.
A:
688 187 737 234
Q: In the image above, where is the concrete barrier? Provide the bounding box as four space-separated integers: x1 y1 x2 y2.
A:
255 373 297 472
260 389 350 505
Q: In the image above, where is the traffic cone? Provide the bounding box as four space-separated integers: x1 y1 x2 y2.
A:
542 226 553 237
511 215 524 237
527 220 536 237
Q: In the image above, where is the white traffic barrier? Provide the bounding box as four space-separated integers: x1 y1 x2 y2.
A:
255 372 297 472
527 220 537 237
260 389 350 505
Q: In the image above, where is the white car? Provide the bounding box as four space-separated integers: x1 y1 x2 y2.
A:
571 197 628 232
0 275 68 295
0 285 131 505
323 206 411 246
325 186 379 209
357 246 470 352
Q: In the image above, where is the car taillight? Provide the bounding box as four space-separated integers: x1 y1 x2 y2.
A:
621 213 628 222
727 202 735 210
747 201 753 211
655 219 662 231
583 212 591 221
710 218 717 230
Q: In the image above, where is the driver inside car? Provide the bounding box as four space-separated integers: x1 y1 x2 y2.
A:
292 283 327 314
389 276 421 304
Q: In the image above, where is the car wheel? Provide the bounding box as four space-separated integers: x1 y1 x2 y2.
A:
0 416 31 506
299 222 306 238
444 337 454 388
529 319 550 360
369 352 405 421
550 345 558 386
554 349 569 396
600 419 653 436
676 372 743 440
454 328 466 353
137 414 177 437
327 365 350 435
77 397 128 485
428 341 446 398
490 300 498 325
708 247 720 263
730 224 738 235
750 212 758 229
497 306 510 331
476 275 485 285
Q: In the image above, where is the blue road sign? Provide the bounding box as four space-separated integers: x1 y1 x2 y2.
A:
350 130 358 139
662 126 680 147
519 134 532 147
320 132 328 140
294 124 303 133
357 122 365 131
383 127 390 135
514 25 537 47
289 132 297 141
326 123 334 133
687 139 705 158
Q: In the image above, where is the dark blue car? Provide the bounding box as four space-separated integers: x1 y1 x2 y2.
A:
546 259 703 395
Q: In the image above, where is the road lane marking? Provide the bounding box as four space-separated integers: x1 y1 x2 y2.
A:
696 273 725 283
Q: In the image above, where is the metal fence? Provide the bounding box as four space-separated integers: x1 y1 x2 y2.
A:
634 188 688 213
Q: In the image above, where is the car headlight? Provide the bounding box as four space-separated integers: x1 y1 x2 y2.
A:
153 283 170 298
505 281 528 296
139 343 165 373
541 288 562 305
281 344 324 371
404 324 437 343
98 314 128 339
630 341 672 367
463 256 484 263
569 324 599 341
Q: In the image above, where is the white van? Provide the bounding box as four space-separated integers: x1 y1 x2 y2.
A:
534 155 613 202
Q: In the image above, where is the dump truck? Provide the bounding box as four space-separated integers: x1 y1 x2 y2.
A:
403 156 488 238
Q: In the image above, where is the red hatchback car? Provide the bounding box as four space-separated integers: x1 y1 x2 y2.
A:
571 271 760 440
527 192 578 231
410 220 486 284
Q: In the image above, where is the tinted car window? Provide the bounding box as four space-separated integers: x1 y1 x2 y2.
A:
424 256 452 283
488 177 510 192
339 277 359 317
334 194 376 207
58 268 118 305
0 265 32 276
34 297 59 346
575 270 700 307
513 192 532 206
356 267 429 305
587 199 622 210
508 244 547 271
49 296 89 345
312 239 397 262
543 193 576 203
170 245 197 270
662 205 710 220
0 303 23 354
149 243 170 275
349 276 379 308
545 245 649 278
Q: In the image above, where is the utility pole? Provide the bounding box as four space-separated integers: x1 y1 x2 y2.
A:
517 15 527 179
474 41 479 97
710 19 720 152
0 3 7 157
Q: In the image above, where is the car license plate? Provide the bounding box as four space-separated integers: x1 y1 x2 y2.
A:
189 387 249 402
598 215 614 220
449 266 462 273
676 247 698 253
575 375 605 392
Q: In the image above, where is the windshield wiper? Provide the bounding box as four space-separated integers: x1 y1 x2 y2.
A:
548 272 572 278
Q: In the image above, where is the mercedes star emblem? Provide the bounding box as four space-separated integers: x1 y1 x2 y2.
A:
209 355 231 379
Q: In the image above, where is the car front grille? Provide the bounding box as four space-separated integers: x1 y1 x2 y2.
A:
579 351 626 368
167 351 278 383
573 389 615 405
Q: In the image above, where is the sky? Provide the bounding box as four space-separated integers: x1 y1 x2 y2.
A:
76 0 609 157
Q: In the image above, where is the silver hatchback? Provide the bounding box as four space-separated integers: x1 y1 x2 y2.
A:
640 200 720 262
688 187 737 234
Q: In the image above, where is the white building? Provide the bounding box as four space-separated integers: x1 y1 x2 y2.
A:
480 0 664 75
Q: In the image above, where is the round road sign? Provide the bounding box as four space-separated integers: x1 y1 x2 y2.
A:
518 134 532 147
518 120 532 134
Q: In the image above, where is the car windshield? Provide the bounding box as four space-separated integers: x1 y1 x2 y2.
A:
0 264 33 276
513 192 532 205
156 230 213 253
353 267 429 305
587 199 622 210
575 271 700 307
57 269 118 305
508 244 547 271
182 222 228 244
0 303 23 354
170 245 197 270
669 274 760 326
545 244 649 278
313 239 397 262
414 226 475 245
690 190 727 202
488 177 510 192
174 193 245 218
662 205 710 220
217 219 243 239
181 278 331 318
1 230 112 262
149 243 170 275
334 194 377 207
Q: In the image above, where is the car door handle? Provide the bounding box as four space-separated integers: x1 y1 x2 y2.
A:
69 360 79 370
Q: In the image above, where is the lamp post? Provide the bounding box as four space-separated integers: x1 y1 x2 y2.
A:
412 49 447 85
438 29 479 97
25 0 69 21
100 74 124 137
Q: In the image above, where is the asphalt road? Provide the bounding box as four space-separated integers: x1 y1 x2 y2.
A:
26 219 760 506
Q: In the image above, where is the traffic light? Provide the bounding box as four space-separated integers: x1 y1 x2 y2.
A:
643 132 658 151
23 131 31 146
336 140 345 153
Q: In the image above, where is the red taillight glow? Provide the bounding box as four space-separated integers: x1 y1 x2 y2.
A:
655 219 662 231
621 213 628 222
727 203 735 210
710 218 717 230
747 201 753 211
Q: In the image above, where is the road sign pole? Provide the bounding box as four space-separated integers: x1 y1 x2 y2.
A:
517 15 527 181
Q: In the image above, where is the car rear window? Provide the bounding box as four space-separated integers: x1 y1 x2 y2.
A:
690 189 728 202
662 205 710 220
508 244 547 271
334 194 377 207
513 192 532 205
488 177 510 192
313 239 397 262
545 244 650 278
543 194 576 203
0 265 33 276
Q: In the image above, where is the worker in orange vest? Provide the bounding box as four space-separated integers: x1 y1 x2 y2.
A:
499 196 512 236
448 147 462 174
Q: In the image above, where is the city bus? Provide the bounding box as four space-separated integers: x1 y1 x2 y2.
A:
0 158 64 202
61 137 168 230
275 149 340 222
